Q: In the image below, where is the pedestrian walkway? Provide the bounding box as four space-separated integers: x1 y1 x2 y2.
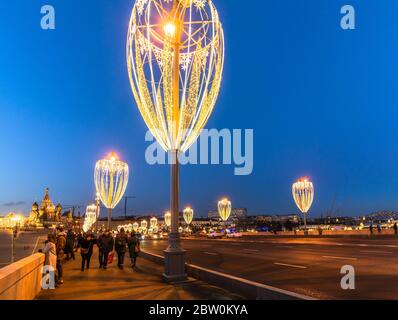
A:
38 248 243 300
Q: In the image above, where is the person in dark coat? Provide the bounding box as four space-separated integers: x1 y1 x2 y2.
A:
127 232 140 268
65 230 75 261
115 228 128 269
394 223 398 235
55 229 66 284
79 233 96 271
97 231 114 269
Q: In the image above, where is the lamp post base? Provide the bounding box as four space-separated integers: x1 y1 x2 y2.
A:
163 232 187 283
163 250 187 283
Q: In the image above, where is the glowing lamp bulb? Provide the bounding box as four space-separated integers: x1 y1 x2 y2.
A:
164 22 176 38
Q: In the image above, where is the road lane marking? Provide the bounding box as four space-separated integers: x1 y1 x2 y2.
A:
203 252 218 256
274 262 307 269
322 255 357 261
358 244 369 247
360 250 393 254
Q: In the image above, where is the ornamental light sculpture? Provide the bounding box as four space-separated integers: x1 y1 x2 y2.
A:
127 0 224 281
83 204 97 233
218 198 231 222
164 211 172 227
183 206 193 225
141 219 148 229
292 177 314 235
150 216 158 228
133 222 139 232
94 152 129 229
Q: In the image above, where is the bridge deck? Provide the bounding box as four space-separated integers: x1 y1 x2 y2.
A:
37 247 242 300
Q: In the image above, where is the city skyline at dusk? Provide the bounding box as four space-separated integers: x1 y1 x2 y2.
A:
1 0 398 218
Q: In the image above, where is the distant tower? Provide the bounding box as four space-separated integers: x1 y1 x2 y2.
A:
39 188 56 222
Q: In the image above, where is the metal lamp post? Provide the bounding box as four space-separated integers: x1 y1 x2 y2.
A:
292 177 314 236
94 152 129 230
127 0 225 282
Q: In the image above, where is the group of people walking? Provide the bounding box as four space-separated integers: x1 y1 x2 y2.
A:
369 222 398 235
40 227 140 287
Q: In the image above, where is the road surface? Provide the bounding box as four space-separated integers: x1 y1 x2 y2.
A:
0 230 47 268
141 236 398 299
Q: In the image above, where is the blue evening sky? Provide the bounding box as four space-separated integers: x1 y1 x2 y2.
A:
0 0 398 218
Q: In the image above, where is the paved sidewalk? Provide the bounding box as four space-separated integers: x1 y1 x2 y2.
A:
38 248 243 300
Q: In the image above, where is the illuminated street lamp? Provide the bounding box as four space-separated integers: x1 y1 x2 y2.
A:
292 177 314 235
127 0 224 282
94 152 129 230
164 211 172 228
150 217 158 228
83 204 97 233
218 198 232 222
183 207 194 226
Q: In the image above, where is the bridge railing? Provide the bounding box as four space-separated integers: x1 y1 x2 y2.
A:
0 253 44 300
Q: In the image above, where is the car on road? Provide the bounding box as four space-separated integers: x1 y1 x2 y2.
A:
226 232 242 238
207 232 224 239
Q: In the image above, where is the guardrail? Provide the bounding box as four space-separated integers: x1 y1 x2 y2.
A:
0 253 44 300
140 250 316 300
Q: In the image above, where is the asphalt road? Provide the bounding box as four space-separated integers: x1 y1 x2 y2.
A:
0 230 47 267
0 231 12 267
141 236 398 299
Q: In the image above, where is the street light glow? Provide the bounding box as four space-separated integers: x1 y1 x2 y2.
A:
218 198 232 222
164 22 176 38
164 211 172 227
183 206 194 225
292 178 314 214
94 152 129 229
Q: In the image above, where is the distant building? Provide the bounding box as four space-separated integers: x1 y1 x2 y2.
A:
365 211 398 222
29 188 62 225
250 214 299 224
208 208 247 220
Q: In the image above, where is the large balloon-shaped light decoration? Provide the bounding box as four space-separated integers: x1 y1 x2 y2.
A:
183 206 194 225
83 204 97 233
141 219 148 229
127 0 224 152
94 152 129 229
127 0 224 279
218 198 231 222
164 211 172 227
150 217 158 228
133 222 139 232
292 177 314 235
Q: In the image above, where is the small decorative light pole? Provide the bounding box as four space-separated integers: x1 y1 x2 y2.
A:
94 152 129 230
141 219 148 234
127 0 224 282
150 217 158 229
183 207 194 231
218 198 232 222
292 177 314 235
83 204 97 233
